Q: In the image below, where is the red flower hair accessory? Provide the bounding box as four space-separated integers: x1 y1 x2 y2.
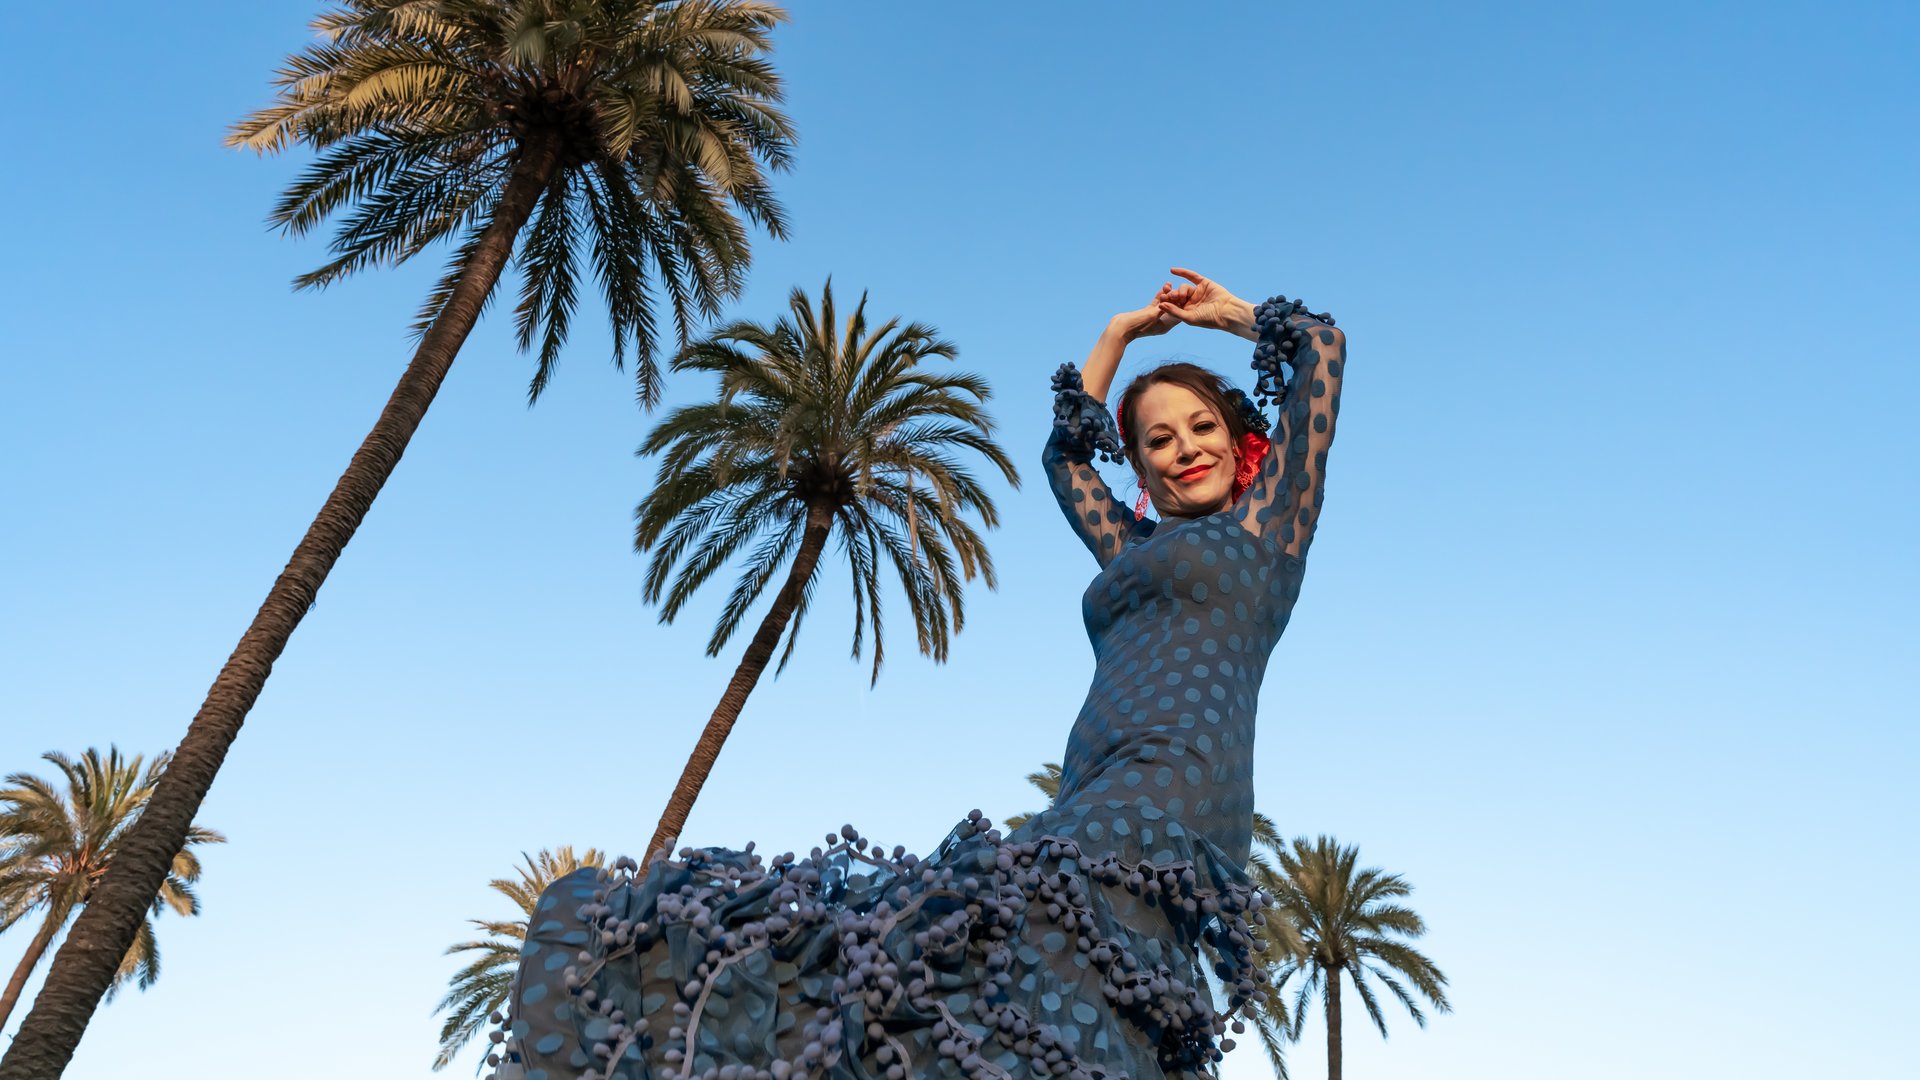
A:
1230 431 1271 502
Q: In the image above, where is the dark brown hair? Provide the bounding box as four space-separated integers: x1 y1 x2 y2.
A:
1113 362 1250 477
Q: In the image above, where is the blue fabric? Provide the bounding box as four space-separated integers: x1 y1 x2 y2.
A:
499 313 1345 1080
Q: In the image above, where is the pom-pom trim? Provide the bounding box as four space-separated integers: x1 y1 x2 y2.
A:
1250 295 1335 409
1050 363 1126 464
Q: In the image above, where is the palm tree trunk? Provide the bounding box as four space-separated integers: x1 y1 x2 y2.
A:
0 135 563 1080
646 502 836 861
1325 965 1343 1080
0 905 67 1035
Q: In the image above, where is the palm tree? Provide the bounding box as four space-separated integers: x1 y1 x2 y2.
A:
0 5 792 1073
1006 764 1300 1079
0 749 223 1035
1241 813 1306 1079
433 847 604 1072
1268 836 1449 1080
635 280 1019 860
1002 763 1063 830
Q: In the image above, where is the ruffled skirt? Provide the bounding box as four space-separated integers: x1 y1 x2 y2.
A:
492 808 1269 1080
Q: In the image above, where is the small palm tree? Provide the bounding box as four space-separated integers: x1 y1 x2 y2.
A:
1002 763 1063 830
1006 764 1300 1079
0 749 223 1034
432 847 604 1072
1268 836 1449 1080
635 280 1020 859
1241 814 1305 1078
4 5 793 1071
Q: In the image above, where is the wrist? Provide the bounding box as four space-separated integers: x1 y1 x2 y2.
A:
1226 298 1258 341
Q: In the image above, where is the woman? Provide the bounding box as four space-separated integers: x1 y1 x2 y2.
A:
496 269 1344 1080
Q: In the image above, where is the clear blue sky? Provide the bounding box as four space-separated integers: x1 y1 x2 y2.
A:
2 2 1915 1077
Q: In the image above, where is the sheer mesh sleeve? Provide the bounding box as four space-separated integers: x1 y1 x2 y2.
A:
1232 306 1346 559
1044 363 1151 567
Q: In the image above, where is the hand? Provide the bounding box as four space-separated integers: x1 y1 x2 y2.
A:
1155 268 1257 340
1108 300 1178 342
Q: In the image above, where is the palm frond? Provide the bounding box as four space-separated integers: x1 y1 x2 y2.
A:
1345 959 1391 1038
515 173 583 403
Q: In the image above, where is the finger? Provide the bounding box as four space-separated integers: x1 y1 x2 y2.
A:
1158 301 1201 325
1170 267 1210 287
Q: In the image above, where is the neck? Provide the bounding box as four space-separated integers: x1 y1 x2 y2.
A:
1158 500 1231 523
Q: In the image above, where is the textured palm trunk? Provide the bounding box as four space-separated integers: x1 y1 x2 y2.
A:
646 502 836 861
0 136 562 1080
0 904 67 1035
1325 965 1343 1080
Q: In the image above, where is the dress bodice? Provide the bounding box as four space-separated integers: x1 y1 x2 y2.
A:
1054 514 1304 866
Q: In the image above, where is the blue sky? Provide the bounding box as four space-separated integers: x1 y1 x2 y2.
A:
2 1 1915 1077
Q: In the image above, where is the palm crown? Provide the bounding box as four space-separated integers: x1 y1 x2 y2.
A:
433 847 605 1071
0 749 223 1031
1267 835 1450 1078
637 280 1020 679
229 0 795 403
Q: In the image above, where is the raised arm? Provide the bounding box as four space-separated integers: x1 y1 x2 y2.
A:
1042 305 1174 566
1152 269 1344 559
1232 299 1345 558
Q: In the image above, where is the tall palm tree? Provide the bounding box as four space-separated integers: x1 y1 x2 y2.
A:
0 5 792 1074
1268 836 1449 1080
0 749 223 1035
635 280 1019 860
433 846 604 1072
1006 764 1300 1079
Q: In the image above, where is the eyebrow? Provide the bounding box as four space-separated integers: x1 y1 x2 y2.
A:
1145 410 1218 435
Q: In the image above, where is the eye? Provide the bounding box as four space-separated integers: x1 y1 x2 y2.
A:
1148 435 1171 449
1195 421 1218 434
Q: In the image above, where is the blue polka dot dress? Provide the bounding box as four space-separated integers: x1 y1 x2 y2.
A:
495 311 1345 1080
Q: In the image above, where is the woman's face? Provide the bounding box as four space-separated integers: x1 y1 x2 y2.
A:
1130 382 1238 519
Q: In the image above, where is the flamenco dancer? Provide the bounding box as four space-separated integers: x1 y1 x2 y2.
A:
495 269 1345 1080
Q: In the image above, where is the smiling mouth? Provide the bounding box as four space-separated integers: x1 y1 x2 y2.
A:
1176 464 1214 483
